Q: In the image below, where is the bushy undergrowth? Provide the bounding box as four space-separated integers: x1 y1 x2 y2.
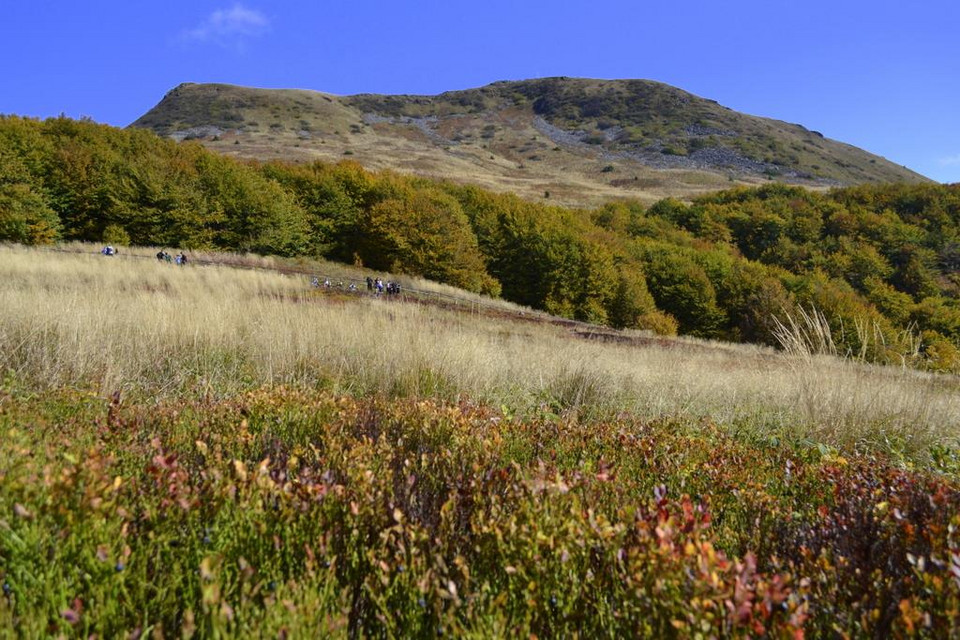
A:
2 387 959 637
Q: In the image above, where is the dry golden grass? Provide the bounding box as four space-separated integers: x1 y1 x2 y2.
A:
207 121 823 209
2 244 958 458
54 242 538 316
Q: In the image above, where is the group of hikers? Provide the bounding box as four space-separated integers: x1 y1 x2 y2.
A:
312 277 358 292
99 245 189 266
310 275 403 297
366 276 402 296
156 250 189 265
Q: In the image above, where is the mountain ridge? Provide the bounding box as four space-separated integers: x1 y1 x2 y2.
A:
130 77 929 207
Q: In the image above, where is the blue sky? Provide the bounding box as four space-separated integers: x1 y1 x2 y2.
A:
2 0 958 183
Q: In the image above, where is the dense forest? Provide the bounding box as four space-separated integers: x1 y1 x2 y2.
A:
2 115 959 370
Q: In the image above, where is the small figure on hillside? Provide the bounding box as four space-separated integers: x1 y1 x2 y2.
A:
323 278 331 288
156 250 166 262
366 276 373 292
175 253 183 265
348 283 357 292
164 252 173 263
180 253 188 266
375 278 384 295
101 245 116 256
311 277 320 288
394 283 402 295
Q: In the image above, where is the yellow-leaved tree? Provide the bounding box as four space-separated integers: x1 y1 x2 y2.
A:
358 187 499 295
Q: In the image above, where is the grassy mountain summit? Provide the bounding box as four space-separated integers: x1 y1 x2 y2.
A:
131 78 928 206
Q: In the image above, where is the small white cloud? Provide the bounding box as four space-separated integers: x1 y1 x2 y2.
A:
940 155 960 166
182 4 270 49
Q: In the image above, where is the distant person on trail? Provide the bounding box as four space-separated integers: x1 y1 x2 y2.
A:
366 277 373 292
175 253 182 266
180 253 188 266
101 245 116 256
311 277 320 288
375 278 384 295
156 250 166 262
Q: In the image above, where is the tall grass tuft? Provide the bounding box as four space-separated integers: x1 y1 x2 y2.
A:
771 305 837 359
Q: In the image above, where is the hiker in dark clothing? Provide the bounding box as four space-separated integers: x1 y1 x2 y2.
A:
366 277 373 291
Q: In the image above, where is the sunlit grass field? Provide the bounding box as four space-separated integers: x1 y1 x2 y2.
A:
2 244 960 637
2 245 958 457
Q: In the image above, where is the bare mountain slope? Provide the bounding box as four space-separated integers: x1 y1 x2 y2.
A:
131 78 929 207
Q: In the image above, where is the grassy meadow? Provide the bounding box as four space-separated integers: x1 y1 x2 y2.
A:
2 244 960 637
3 245 958 456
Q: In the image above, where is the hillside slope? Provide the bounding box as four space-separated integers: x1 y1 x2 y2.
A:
130 78 929 207
4 115 958 371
